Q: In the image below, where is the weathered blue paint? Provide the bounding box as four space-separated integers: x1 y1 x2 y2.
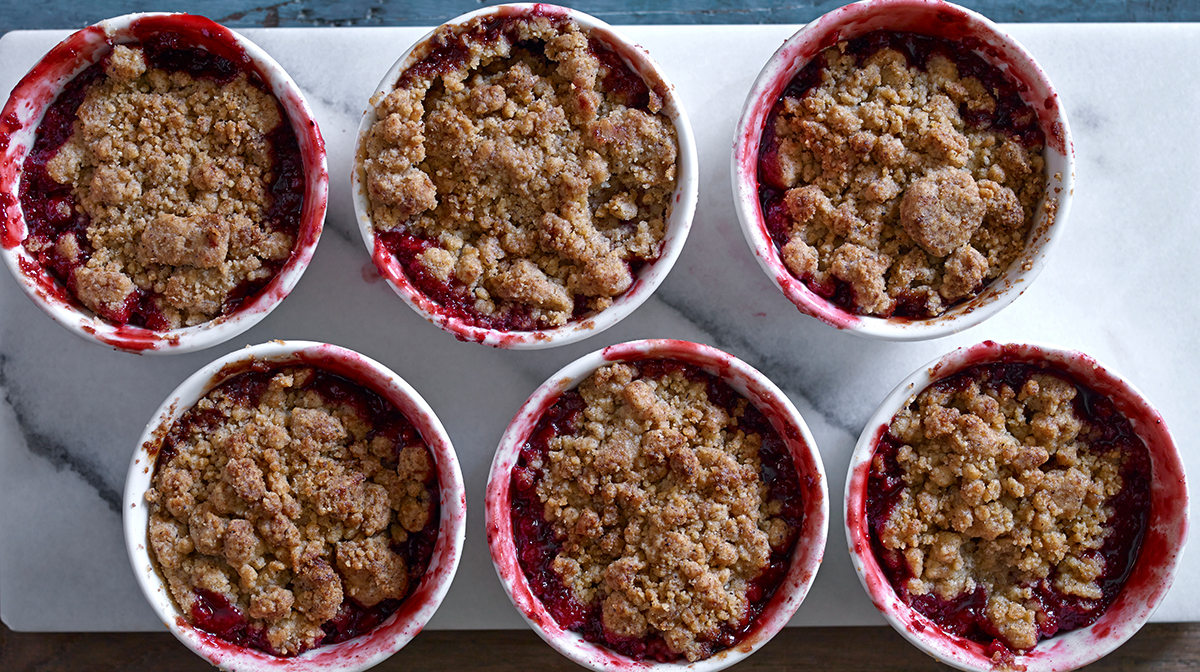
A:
1 0 1196 33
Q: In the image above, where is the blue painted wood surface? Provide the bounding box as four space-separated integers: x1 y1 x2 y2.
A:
2 0 1197 33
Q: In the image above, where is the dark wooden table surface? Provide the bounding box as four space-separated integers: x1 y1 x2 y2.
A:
2 1 1197 670
4 621 1200 671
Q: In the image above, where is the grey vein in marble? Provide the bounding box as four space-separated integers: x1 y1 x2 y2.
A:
0 355 122 513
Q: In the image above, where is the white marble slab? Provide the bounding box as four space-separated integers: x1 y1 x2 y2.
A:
0 23 1196 632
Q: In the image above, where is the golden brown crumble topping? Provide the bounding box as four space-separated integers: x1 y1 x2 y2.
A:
39 44 294 327
361 15 677 327
145 367 435 655
878 373 1124 650
765 44 1052 316
536 363 792 661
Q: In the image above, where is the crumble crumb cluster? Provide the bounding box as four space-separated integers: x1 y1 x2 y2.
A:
764 42 1050 317
32 44 294 328
361 14 678 328
535 363 792 661
145 367 436 655
877 372 1125 650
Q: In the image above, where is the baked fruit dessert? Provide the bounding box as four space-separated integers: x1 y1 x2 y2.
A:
144 363 440 656
18 28 306 330
359 9 678 332
757 31 1054 319
866 361 1150 658
509 359 804 662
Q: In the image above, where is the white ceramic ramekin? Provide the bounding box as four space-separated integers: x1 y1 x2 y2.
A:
845 341 1188 671
0 14 327 354
731 0 1074 341
353 4 697 349
486 338 828 671
124 341 465 672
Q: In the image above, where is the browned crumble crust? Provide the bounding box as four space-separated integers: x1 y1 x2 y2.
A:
39 45 294 327
766 45 1053 316
879 374 1124 650
361 16 678 326
145 367 435 655
536 364 792 661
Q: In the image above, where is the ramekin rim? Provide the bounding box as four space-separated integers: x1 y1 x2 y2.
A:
123 340 466 672
843 339 1188 672
730 0 1075 341
350 3 698 350
485 338 829 671
0 12 328 355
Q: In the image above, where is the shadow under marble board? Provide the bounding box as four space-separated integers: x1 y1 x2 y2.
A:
0 23 1196 632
